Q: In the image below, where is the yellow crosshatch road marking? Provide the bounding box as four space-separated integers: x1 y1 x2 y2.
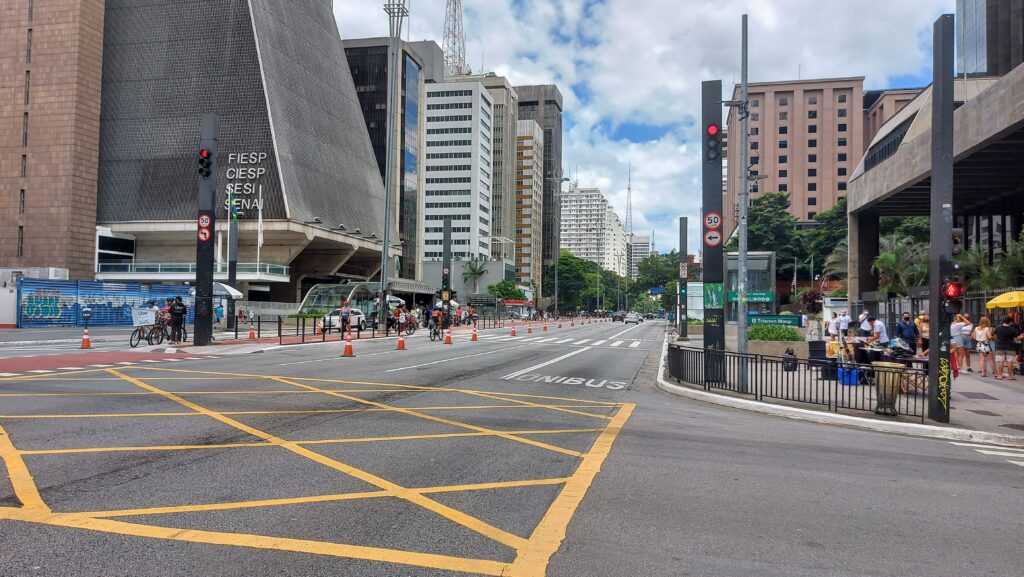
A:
0 364 636 576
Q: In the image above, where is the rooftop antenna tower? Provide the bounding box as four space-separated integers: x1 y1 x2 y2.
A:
443 0 470 76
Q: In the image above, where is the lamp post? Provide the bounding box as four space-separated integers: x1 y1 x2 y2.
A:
379 1 409 329
546 176 570 317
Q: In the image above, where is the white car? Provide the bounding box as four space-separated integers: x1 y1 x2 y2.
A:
624 312 642 324
322 308 372 332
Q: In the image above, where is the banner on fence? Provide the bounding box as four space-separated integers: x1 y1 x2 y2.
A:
18 278 194 327
748 315 800 326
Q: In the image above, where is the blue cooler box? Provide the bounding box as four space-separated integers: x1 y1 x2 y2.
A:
838 367 859 386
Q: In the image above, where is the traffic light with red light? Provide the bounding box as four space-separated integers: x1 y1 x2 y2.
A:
198 149 213 178
942 280 965 314
705 123 722 161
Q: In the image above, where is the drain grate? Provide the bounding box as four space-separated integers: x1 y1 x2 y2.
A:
967 409 1002 417
999 423 1024 432
958 392 999 400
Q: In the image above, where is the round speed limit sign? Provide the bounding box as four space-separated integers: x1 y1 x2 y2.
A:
704 212 723 230
198 214 211 228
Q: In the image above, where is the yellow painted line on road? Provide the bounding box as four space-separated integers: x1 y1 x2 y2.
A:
458 389 621 406
129 365 438 391
0 388 427 398
507 403 636 577
0 422 49 511
460 389 612 420
82 477 571 519
20 428 603 456
271 377 582 459
104 369 528 552
0 368 115 381
0 508 509 577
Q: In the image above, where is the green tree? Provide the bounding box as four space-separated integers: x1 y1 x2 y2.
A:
871 234 929 295
822 239 849 280
462 260 489 294
726 192 804 279
487 280 525 301
804 196 848 277
880 216 930 244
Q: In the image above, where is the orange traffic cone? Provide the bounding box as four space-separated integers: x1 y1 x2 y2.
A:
471 328 478 341
510 326 517 337
80 328 91 349
342 335 355 357
558 321 563 329
317 321 323 335
248 324 256 340
542 323 548 331
444 331 453 345
396 333 406 350
527 325 533 334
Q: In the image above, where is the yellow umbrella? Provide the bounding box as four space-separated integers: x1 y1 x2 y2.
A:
985 291 1024 309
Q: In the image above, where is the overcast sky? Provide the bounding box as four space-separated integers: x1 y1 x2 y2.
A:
333 0 956 254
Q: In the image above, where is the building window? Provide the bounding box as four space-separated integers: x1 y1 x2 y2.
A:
28 0 33 21
808 212 817 219
26 29 32 63
22 113 29 146
838 109 848 118
751 141 759 150
751 113 759 122
808 184 817 192
838 94 848 103
838 123 847 132
808 139 817 148
779 184 788 192
779 96 789 106
838 182 848 191
778 155 788 164
751 184 759 193
21 155 27 177
838 167 848 176
838 137 848 147
808 125 817 134
808 154 817 163
838 153 847 162
751 99 760 108
808 95 818 105
779 126 788 135
808 110 818 119
779 169 788 178
750 127 759 136
750 156 759 164
779 111 788 121
17 227 24 258
24 71 30 105
808 168 817 177
19 190 25 214
778 140 787 149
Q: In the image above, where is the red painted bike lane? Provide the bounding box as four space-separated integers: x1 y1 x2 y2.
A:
0 351 205 374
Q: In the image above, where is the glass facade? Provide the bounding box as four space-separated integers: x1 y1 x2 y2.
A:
400 54 421 280
957 0 988 75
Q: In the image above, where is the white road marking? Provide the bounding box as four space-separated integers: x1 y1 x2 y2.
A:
27 370 55 374
164 358 184 362
573 339 591 345
950 442 1024 450
608 324 642 339
976 450 1024 458
501 347 593 380
610 341 624 347
57 367 85 370
535 337 558 343
387 344 531 372
506 336 524 341
629 341 642 348
116 362 136 365
88 364 114 368
591 340 607 347
556 339 574 344
1010 461 1024 467
141 360 162 363
0 373 19 377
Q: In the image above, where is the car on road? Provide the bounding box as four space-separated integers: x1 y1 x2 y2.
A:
322 308 375 332
624 312 642 324
612 311 625 322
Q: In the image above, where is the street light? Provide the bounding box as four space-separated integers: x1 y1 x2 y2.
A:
546 176 570 317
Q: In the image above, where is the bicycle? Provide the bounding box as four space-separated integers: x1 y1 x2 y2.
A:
429 323 442 341
160 323 188 344
399 320 417 336
129 326 149 348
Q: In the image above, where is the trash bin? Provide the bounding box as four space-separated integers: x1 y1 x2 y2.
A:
871 361 903 416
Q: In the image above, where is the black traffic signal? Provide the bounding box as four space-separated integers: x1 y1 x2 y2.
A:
705 123 721 161
951 228 964 255
198 148 213 178
942 280 965 315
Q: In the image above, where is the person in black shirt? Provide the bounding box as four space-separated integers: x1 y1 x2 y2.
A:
169 296 187 345
993 316 1018 380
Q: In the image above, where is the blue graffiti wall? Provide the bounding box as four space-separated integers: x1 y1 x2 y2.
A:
18 278 195 327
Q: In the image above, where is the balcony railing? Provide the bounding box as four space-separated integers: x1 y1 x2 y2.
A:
97 262 290 276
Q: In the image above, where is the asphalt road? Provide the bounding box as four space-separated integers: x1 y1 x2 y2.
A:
1 320 1021 577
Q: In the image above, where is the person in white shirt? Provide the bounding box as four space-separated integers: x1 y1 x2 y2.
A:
827 312 840 340
839 311 852 336
859 310 872 336
867 316 889 346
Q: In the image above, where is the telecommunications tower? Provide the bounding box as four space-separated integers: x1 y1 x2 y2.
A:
443 0 470 76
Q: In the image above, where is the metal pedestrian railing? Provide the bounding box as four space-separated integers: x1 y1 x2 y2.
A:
666 344 928 422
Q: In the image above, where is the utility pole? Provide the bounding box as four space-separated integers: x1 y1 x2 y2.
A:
380 1 408 331
194 114 218 346
737 13 750 356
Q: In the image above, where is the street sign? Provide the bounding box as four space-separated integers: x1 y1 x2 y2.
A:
442 267 449 275
679 263 688 278
704 211 723 230
703 229 722 247
198 214 211 228
441 290 450 302
198 228 211 242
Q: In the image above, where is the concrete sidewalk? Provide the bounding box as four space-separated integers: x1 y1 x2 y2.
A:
669 335 1024 440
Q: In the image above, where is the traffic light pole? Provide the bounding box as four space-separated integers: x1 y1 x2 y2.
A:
194 113 219 346
441 218 452 327
678 216 688 340
737 14 750 358
928 14 954 423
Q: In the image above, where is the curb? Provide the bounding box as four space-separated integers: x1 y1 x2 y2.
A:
0 337 121 347
655 334 1024 448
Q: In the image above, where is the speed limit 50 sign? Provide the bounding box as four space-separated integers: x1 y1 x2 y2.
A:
704 212 723 230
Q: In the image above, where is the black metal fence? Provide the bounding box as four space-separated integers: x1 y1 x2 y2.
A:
666 344 928 422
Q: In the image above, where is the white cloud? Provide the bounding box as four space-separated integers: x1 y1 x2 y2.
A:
333 0 956 254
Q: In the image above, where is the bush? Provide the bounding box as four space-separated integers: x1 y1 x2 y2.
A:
749 324 804 341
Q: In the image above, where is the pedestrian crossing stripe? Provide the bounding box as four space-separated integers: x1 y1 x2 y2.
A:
950 441 1024 469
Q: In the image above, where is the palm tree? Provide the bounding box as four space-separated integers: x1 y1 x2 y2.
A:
871 235 929 295
462 260 489 295
822 239 849 280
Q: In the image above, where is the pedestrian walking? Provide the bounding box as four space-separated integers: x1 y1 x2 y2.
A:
974 317 995 377
826 312 839 341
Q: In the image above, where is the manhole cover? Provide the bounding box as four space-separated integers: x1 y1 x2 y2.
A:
967 409 1002 417
999 423 1024 432
958 392 999 400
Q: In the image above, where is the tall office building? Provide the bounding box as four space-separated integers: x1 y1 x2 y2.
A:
345 38 441 280
422 80 493 261
627 235 651 279
957 0 1024 77
560 187 626 276
515 120 544 294
724 77 864 234
0 0 104 279
516 85 563 299
463 74 518 261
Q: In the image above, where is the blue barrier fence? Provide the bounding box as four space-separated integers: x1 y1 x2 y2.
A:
17 278 195 327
